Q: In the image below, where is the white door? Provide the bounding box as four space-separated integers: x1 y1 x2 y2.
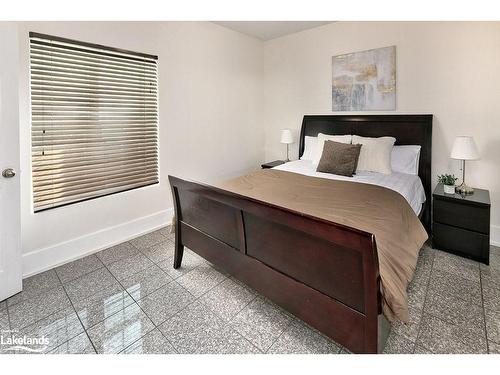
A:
0 22 22 302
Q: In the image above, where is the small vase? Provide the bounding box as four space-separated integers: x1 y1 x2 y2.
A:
444 184 455 194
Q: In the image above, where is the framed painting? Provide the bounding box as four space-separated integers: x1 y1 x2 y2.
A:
332 46 396 111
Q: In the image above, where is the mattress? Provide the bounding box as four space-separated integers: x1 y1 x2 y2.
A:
273 159 426 215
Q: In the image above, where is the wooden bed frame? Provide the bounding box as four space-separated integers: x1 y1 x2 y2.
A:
168 114 432 353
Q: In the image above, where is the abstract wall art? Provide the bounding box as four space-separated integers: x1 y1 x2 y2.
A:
332 46 396 111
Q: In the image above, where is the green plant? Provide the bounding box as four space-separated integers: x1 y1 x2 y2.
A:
438 174 458 186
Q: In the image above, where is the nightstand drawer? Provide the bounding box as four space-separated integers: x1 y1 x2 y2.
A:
433 199 489 234
433 222 489 261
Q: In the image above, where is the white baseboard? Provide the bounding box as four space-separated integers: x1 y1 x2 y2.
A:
491 225 500 247
22 208 174 278
20 211 500 277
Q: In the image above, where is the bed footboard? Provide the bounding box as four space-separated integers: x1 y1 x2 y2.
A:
169 175 387 354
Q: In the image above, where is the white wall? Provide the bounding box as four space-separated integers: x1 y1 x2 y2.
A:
263 21 500 245
17 22 264 276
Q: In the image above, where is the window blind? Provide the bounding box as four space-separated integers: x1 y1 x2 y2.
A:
29 32 159 212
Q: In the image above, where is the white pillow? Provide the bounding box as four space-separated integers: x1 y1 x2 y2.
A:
391 145 421 175
312 133 352 166
353 135 396 174
300 136 318 161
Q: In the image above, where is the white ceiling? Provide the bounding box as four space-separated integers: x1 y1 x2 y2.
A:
212 21 332 41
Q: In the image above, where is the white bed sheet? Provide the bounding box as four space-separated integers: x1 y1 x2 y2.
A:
273 160 426 215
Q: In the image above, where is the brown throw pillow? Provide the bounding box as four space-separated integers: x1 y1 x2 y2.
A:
316 140 362 177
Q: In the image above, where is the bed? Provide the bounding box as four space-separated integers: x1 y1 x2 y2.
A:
273 159 426 216
168 114 433 353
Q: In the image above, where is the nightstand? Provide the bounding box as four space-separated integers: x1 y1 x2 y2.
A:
432 183 490 264
261 160 286 169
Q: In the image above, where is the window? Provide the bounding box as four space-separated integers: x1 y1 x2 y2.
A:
29 32 159 212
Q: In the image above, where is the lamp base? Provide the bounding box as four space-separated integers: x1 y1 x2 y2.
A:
456 182 474 195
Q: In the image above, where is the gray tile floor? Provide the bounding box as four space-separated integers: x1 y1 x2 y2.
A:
1 226 500 354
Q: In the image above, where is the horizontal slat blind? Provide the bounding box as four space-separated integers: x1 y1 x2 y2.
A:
30 32 159 212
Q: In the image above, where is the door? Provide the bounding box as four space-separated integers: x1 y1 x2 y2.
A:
0 22 22 302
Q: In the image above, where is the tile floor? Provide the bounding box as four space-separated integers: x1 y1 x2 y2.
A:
1 226 500 354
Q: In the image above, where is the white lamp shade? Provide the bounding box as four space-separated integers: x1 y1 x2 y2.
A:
450 136 480 160
280 129 294 144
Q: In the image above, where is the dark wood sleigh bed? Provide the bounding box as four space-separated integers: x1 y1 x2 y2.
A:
168 114 433 353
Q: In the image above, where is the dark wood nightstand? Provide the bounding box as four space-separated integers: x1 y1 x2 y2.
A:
432 183 490 264
261 160 286 169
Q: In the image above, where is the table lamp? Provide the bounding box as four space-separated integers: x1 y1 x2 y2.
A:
450 136 480 195
280 129 294 162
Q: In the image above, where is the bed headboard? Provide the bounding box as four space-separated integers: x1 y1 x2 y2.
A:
298 114 433 234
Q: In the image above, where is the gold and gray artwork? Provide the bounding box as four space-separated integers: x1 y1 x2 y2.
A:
332 45 396 111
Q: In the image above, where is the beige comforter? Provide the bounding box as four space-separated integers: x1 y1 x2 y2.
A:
215 169 428 323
